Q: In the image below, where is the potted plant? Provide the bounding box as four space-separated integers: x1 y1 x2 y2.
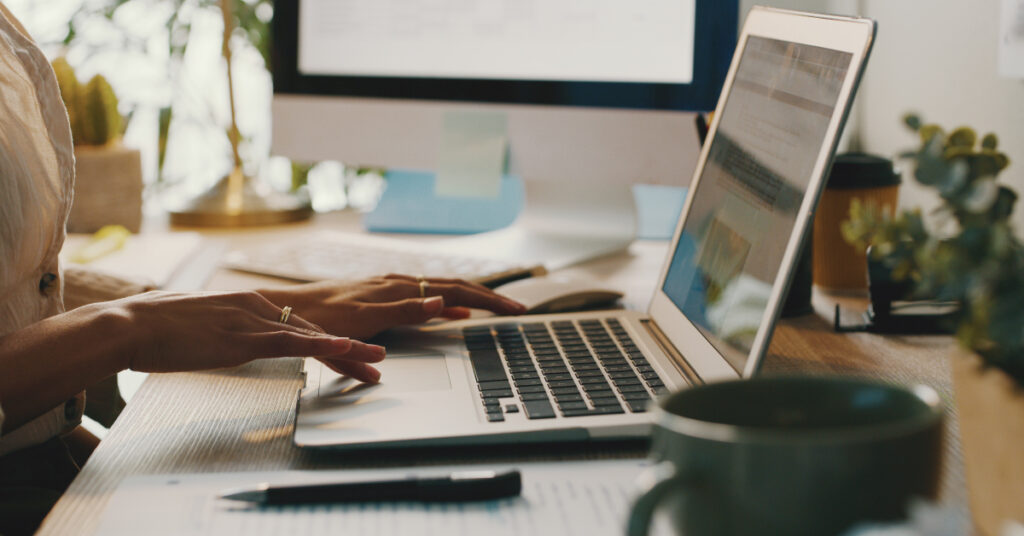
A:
52 57 143 233
843 115 1023 535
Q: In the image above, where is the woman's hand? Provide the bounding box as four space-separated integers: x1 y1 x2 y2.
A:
258 274 527 340
114 290 385 382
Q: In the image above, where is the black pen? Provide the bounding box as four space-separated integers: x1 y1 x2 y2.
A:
219 470 522 505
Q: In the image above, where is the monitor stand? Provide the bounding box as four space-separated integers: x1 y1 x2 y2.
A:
434 179 637 271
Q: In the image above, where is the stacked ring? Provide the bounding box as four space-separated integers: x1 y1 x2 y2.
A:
279 306 293 324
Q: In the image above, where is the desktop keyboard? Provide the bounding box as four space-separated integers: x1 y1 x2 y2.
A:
463 318 667 422
222 231 541 287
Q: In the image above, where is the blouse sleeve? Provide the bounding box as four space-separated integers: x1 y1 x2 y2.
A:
62 265 154 311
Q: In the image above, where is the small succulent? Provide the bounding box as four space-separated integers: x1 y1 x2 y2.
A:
51 58 123 147
843 115 1023 386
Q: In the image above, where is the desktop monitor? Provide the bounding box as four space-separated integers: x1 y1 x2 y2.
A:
270 1 738 267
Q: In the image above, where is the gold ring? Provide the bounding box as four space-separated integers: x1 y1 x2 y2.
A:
416 274 426 282
419 280 429 298
279 306 292 324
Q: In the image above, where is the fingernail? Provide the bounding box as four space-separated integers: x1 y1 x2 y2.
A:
371 344 386 358
506 299 528 313
423 296 445 315
370 367 382 383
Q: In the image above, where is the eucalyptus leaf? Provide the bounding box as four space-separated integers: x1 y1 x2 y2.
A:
962 177 998 213
842 115 1024 386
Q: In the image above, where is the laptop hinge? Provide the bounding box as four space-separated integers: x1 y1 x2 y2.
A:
641 319 703 386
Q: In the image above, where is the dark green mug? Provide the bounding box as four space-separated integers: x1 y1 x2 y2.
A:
628 376 944 536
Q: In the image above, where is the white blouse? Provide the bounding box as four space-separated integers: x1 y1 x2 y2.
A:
0 2 83 456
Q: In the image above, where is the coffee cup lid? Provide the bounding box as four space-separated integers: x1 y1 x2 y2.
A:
827 152 901 189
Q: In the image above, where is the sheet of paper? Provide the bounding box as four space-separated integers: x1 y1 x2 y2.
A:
999 0 1024 78
94 459 671 536
435 110 507 199
60 232 203 288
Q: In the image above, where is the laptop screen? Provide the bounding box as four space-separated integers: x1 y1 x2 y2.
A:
661 35 852 373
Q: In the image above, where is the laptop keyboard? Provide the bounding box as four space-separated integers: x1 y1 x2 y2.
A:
463 318 667 423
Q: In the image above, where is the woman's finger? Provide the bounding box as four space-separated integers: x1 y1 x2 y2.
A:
318 358 383 384
383 273 493 294
421 282 525 315
374 276 525 315
242 331 386 362
440 306 472 319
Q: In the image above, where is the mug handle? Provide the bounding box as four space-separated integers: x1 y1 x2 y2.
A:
627 461 693 536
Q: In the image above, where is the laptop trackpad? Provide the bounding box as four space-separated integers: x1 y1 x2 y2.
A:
322 351 452 396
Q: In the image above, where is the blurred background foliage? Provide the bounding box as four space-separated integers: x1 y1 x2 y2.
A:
7 0 278 197
843 115 1023 386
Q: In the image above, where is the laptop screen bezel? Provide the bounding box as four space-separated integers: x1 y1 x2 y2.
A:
647 7 876 383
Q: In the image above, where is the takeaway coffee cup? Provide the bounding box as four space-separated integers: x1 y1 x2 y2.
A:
627 376 944 536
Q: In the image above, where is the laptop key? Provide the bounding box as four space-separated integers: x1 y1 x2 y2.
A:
477 380 511 391
513 378 543 387
481 388 514 398
590 396 621 407
585 389 616 400
622 391 652 401
625 400 649 413
557 401 589 411
546 380 577 389
544 372 573 381
517 384 547 394
523 400 556 419
483 400 501 410
486 411 505 422
559 408 595 418
617 384 648 393
555 394 585 404
590 404 625 415
641 371 662 381
469 351 507 383
520 391 551 401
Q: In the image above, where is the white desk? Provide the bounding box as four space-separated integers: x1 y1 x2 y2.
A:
38 210 966 535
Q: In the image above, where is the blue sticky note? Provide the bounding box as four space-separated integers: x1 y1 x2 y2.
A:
364 172 688 239
435 111 507 199
364 170 522 234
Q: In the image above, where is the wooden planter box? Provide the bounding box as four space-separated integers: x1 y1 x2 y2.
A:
952 349 1024 535
67 144 143 233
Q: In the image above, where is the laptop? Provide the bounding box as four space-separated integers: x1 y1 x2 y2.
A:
293 7 876 450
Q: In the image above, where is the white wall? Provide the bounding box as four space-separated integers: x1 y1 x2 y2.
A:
855 0 1024 231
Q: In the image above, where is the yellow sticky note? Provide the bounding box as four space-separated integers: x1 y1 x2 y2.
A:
435 110 507 199
69 224 130 264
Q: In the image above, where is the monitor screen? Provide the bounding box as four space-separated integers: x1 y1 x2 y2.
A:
298 2 694 84
274 0 737 110
660 35 853 372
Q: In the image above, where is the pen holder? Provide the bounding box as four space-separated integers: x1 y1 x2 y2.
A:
68 145 143 233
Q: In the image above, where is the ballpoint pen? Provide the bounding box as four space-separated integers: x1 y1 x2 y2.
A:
219 470 522 505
